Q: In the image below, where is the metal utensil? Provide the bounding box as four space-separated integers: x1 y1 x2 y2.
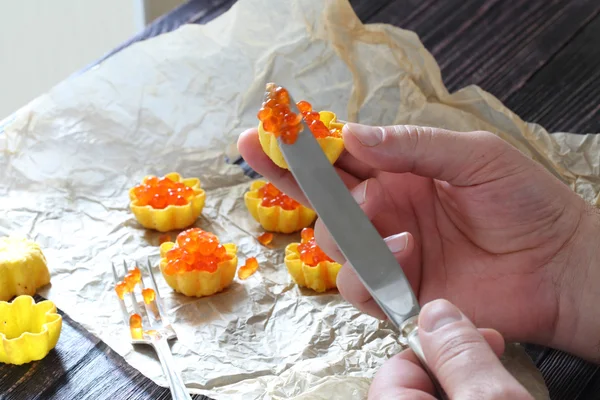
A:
273 86 447 399
110 259 192 400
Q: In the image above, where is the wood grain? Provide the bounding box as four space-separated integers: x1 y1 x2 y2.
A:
1 0 599 399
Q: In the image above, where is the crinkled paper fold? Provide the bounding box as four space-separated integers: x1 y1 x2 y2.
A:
4 0 598 398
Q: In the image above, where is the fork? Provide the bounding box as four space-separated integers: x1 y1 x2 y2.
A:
111 258 192 400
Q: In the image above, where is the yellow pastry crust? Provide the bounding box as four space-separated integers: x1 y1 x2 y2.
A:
159 241 238 297
258 110 345 170
0 236 51 302
284 243 341 293
244 180 316 233
0 295 62 365
129 172 206 233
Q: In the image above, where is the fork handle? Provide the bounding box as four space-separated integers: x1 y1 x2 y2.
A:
153 337 193 400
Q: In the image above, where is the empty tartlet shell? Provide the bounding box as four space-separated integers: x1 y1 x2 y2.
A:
159 241 238 297
258 110 345 170
284 243 341 293
0 295 62 365
244 180 316 234
0 236 51 302
129 172 206 233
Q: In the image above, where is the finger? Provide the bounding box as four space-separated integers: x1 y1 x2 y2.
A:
334 150 375 181
337 231 415 320
418 299 533 399
368 328 505 400
342 123 530 186
237 128 361 206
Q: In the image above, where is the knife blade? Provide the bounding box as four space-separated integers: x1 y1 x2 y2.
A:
273 86 447 399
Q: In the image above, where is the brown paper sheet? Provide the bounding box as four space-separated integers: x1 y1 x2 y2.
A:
4 0 597 398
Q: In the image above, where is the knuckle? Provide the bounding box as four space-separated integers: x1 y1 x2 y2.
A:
431 331 485 372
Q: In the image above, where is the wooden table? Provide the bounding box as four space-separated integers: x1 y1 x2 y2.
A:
1 1 599 399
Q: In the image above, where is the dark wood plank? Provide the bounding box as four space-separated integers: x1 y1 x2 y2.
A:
504 13 600 134
366 0 600 133
0 298 210 400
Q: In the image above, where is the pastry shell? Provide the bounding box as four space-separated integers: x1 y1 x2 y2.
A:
0 236 51 302
0 295 62 365
129 172 206 233
159 241 238 297
244 180 316 233
284 243 341 293
258 110 345 170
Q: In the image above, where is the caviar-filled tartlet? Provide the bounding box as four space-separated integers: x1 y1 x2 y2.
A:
0 236 51 302
257 84 345 170
284 228 342 293
159 228 238 297
244 180 316 234
129 172 206 232
0 295 62 365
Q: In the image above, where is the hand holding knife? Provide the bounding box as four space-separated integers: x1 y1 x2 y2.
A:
267 83 448 399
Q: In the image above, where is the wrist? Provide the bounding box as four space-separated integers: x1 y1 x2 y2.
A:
551 203 600 362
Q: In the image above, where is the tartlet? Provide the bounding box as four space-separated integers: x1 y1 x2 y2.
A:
0 236 51 302
284 228 341 293
159 228 238 297
0 295 62 365
256 85 345 170
244 180 316 233
129 172 206 233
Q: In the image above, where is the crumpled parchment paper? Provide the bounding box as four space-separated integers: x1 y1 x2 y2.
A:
3 0 598 398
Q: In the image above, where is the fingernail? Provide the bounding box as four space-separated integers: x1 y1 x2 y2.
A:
420 299 462 333
352 180 368 205
347 123 383 147
384 232 409 253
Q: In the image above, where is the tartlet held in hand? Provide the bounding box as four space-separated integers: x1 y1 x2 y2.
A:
0 295 62 365
284 228 341 293
244 180 316 234
129 172 206 232
159 228 238 297
0 236 51 302
257 85 345 170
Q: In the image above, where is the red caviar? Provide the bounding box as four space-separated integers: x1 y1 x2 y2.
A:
238 257 259 280
115 267 142 298
132 175 195 209
129 313 142 329
258 182 300 210
142 288 155 304
164 228 233 275
257 232 273 245
257 84 341 144
298 228 334 267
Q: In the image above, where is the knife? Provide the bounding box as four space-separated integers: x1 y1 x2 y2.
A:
274 88 447 399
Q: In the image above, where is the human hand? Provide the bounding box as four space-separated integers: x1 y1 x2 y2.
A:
368 299 533 400
237 123 600 361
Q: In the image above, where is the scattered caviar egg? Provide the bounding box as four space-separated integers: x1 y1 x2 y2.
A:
298 228 334 267
163 228 232 275
258 183 300 210
257 84 342 144
257 232 273 246
129 313 142 329
159 234 172 245
132 175 195 209
129 313 143 340
114 282 128 300
142 288 156 304
238 257 259 280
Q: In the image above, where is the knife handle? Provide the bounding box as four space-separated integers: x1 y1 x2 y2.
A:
402 317 449 400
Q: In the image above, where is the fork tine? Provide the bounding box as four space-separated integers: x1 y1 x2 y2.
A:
122 260 143 317
111 262 131 327
145 257 170 324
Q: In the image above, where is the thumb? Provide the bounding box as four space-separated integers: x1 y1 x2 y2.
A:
418 299 533 400
342 123 528 186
